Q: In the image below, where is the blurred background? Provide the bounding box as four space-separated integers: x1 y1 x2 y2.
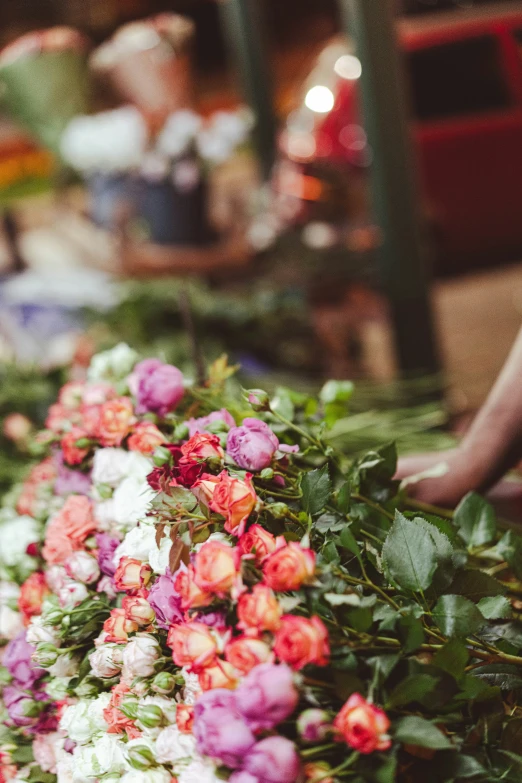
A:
0 0 521 487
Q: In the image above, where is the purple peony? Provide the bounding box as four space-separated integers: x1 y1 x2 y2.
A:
148 573 183 629
226 418 279 471
229 773 260 783
3 631 44 688
3 685 46 728
235 663 299 732
53 451 92 496
194 689 255 768
187 409 235 438
95 533 120 577
243 737 301 783
129 358 184 416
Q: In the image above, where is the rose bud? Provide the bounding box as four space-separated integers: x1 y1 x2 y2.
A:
174 564 213 611
122 595 155 627
235 663 299 731
127 743 156 770
198 659 239 691
227 418 279 471
244 389 271 411
152 672 177 695
180 432 225 467
89 643 124 678
225 636 274 674
128 421 165 454
176 703 194 734
238 524 276 565
297 709 331 742
113 557 152 593
167 622 217 671
65 551 100 584
333 693 391 754
136 704 164 729
103 608 139 643
193 540 240 596
208 471 257 537
33 642 60 667
237 584 282 633
263 541 316 592
95 397 134 447
274 615 330 670
61 427 90 465
304 762 334 783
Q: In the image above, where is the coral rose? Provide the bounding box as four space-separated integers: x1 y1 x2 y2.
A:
198 659 239 691
274 615 329 670
113 557 152 593
127 421 164 454
193 541 240 595
167 622 217 671
122 595 155 627
263 541 316 592
103 608 139 643
180 432 224 465
96 397 134 447
176 704 194 734
225 636 274 674
42 496 96 565
174 564 213 611
333 693 391 754
238 524 276 564
208 471 257 537
61 427 90 465
237 584 282 633
18 572 49 622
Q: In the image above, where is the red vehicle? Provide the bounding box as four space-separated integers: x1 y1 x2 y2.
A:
278 3 522 271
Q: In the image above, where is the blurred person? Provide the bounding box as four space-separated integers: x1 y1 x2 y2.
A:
397 327 522 506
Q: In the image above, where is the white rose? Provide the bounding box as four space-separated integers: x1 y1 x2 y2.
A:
122 634 160 680
111 477 155 533
178 759 222 783
73 734 128 780
148 530 173 575
180 667 201 705
26 616 61 646
86 692 112 732
121 770 171 783
114 522 156 565
60 702 94 745
65 551 100 584
156 724 197 766
89 644 123 678
0 514 41 568
87 343 138 383
58 580 89 609
0 605 24 638
45 565 67 593
55 757 76 783
92 448 151 488
46 676 72 701
49 652 79 678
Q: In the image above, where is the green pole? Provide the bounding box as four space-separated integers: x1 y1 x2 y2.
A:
340 0 440 376
218 0 276 180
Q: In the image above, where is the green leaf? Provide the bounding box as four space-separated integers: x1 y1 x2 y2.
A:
437 753 487 779
337 481 351 514
478 595 512 620
320 379 354 404
324 592 361 606
387 673 439 708
502 717 522 753
314 513 344 533
338 525 362 562
454 492 496 548
301 464 331 517
432 594 484 638
433 638 469 678
449 569 505 602
11 744 34 764
382 511 438 592
472 664 522 690
495 530 522 579
393 716 452 749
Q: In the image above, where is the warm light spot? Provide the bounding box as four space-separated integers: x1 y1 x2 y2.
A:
305 86 334 113
334 54 362 80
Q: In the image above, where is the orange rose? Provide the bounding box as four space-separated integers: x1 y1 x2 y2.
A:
198 659 239 691
238 524 276 564
190 473 220 507
103 608 139 643
175 565 213 611
263 541 316 592
103 681 141 738
42 496 96 565
209 471 257 537
274 615 329 670
113 558 152 593
333 693 391 754
237 584 282 633
167 621 217 671
61 427 90 465
176 704 194 734
96 397 134 447
127 421 164 454
193 540 240 595
225 636 274 674
122 595 155 627
18 572 49 622
180 432 224 465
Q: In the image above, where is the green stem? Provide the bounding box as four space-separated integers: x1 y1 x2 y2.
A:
270 409 323 449
353 493 394 521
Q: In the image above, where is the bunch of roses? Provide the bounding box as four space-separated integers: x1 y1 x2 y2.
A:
0 344 394 783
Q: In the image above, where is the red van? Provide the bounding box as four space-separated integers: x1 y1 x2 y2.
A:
278 3 522 271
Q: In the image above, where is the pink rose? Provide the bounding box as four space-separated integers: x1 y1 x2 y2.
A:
103 608 139 643
274 615 330 670
113 557 152 593
237 584 282 633
225 636 274 674
42 496 96 565
333 693 391 754
238 525 276 564
174 564 213 611
206 470 257 537
227 418 279 471
167 621 217 671
187 409 235 437
95 397 134 447
130 358 184 416
180 432 224 465
193 540 240 595
263 541 316 592
127 421 164 454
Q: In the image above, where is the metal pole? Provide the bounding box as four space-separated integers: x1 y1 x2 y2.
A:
218 0 276 180
340 0 440 376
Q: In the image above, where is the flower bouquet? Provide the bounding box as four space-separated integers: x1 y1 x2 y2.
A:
1 344 522 783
